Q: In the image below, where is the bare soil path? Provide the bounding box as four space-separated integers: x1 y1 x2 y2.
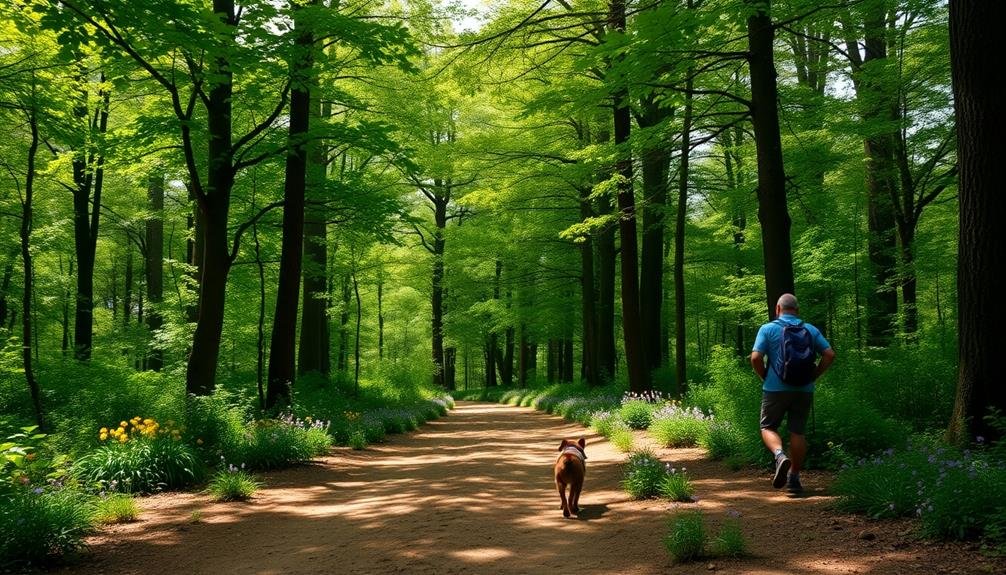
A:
54 402 1003 575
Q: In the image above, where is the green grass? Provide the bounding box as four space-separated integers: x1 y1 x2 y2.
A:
648 404 712 448
72 437 201 493
619 400 656 430
664 510 706 562
590 410 625 438
610 428 635 453
658 467 694 501
621 450 667 499
206 468 261 502
93 493 139 524
0 489 95 565
348 430 367 450
711 518 748 557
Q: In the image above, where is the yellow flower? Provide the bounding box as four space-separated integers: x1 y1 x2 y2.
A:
144 418 154 425
100 427 108 434
99 433 108 441
118 435 128 443
120 421 128 428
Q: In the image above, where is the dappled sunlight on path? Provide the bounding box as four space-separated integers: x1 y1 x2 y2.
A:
54 402 1004 575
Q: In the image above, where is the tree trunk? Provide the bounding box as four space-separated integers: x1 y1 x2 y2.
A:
547 338 557 383
0 252 14 329
21 90 44 429
595 131 617 382
578 186 600 386
747 0 796 319
899 225 918 338
123 247 133 327
185 0 236 396
562 335 574 383
338 274 350 372
431 196 448 387
609 0 646 392
145 173 164 370
444 347 456 390
253 220 267 409
377 280 384 360
352 270 361 395
186 182 202 324
298 99 330 376
674 67 694 396
502 326 514 386
948 0 1006 444
485 336 498 387
639 97 672 382
843 5 899 346
267 3 314 407
71 82 109 361
722 126 749 356
518 324 530 386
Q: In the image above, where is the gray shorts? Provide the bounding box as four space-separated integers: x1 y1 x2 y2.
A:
760 391 813 435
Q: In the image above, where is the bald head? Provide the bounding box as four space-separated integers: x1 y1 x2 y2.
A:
777 293 799 313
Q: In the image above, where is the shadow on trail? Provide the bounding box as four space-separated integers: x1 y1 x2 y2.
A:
52 402 1006 575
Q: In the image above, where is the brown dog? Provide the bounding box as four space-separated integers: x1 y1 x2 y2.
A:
555 438 586 518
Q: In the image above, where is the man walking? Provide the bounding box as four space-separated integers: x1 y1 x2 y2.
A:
751 293 835 493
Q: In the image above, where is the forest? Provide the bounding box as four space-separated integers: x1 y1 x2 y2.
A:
1 0 1004 571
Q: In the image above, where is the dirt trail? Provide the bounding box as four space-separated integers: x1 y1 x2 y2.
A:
55 402 1003 575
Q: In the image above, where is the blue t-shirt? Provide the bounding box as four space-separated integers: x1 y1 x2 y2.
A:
752 314 831 393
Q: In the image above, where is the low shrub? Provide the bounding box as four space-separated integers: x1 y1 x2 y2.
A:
711 515 747 557
658 466 694 502
590 410 625 438
230 414 331 470
664 510 748 563
664 510 706 562
0 488 95 565
348 430 367 450
702 420 745 461
206 465 261 502
621 450 667 499
832 443 1006 549
94 493 139 524
610 428 635 453
73 436 201 493
649 404 712 448
620 400 656 430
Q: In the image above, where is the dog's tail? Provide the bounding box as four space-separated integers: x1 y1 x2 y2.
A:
561 454 577 470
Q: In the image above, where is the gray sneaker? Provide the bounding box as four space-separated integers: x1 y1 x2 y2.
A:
772 455 791 488
786 475 803 494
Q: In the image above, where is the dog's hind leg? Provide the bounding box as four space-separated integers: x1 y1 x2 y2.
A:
570 483 581 515
557 481 570 518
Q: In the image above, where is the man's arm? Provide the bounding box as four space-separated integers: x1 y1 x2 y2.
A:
751 351 767 381
815 348 836 379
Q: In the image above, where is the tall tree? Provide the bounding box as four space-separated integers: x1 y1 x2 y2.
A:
638 95 672 384
69 71 109 360
298 100 331 376
607 0 646 391
145 172 164 370
746 0 795 318
267 0 316 407
947 0 1006 444
673 66 694 393
841 1 900 345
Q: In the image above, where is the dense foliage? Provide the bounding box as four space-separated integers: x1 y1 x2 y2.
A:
0 0 999 565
